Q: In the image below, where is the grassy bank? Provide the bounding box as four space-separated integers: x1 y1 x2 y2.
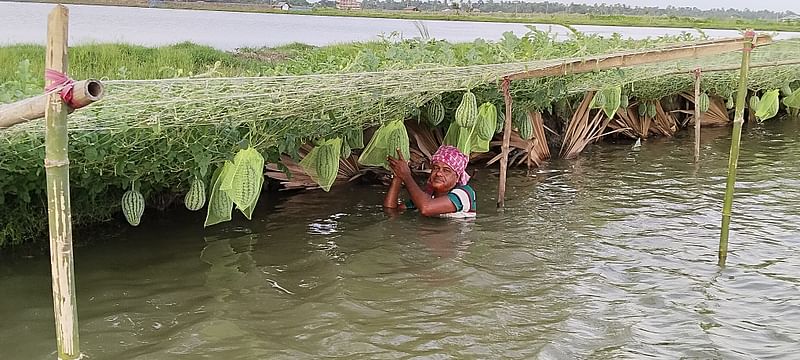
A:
0 42 263 86
21 0 800 32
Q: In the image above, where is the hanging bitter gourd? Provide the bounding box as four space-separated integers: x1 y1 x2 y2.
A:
341 140 352 159
299 138 342 192
476 102 497 140
425 97 445 126
122 183 145 226
620 94 629 109
514 111 533 140
184 177 206 211
347 128 364 149
698 93 710 113
782 84 794 96
315 143 339 183
230 159 261 211
455 90 478 128
205 162 235 227
749 94 760 111
495 109 505 134
598 86 622 118
646 101 657 119
224 147 265 212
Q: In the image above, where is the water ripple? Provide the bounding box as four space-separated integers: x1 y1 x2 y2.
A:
2 120 800 359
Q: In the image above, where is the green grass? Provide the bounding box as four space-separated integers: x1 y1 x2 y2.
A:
0 42 270 86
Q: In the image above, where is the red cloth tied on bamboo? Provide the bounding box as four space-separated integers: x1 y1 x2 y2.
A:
44 69 77 108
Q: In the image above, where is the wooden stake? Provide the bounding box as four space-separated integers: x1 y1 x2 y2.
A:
44 5 81 359
719 30 755 267
497 77 512 208
693 68 702 162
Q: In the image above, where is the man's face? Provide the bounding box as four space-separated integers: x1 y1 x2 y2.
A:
428 160 458 193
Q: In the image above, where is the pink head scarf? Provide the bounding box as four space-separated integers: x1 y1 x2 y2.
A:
431 145 470 185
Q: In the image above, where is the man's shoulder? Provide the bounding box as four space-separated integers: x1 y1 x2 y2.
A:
452 184 476 197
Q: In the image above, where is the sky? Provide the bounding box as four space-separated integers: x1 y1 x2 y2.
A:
545 0 800 13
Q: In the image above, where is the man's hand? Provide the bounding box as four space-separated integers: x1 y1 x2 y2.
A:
387 148 412 181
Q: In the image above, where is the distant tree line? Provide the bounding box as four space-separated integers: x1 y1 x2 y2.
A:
361 0 795 20
175 0 796 21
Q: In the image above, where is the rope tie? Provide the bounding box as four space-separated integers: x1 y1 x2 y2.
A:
44 159 70 168
744 30 757 53
45 69 78 108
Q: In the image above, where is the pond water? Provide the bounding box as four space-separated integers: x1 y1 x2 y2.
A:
1 2 799 50
1 118 798 359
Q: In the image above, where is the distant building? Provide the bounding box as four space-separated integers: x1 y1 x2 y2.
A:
272 1 291 10
336 0 361 10
403 6 419 12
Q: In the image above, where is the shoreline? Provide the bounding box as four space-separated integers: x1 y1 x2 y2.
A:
10 0 800 32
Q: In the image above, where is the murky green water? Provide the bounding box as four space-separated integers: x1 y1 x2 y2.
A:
2 120 799 359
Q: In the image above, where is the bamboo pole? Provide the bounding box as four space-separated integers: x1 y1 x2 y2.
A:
504 35 771 81
719 30 755 267
662 59 800 76
497 77 512 208
0 79 104 130
44 5 81 359
693 68 702 162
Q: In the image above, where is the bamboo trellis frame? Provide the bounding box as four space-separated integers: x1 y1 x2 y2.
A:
0 79 103 129
44 5 82 360
494 33 773 208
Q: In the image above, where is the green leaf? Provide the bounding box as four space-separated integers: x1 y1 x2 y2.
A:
783 88 800 109
238 174 264 220
205 162 234 227
442 121 461 148
226 147 265 211
589 91 605 110
755 89 780 122
600 86 622 118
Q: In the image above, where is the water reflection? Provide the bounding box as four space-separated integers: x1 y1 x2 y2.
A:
1 119 800 358
200 233 258 297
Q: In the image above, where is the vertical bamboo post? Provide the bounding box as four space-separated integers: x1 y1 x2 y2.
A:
719 30 755 267
44 5 81 359
497 77 513 208
693 68 702 162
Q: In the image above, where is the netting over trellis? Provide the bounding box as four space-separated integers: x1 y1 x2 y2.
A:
6 38 800 142
1 35 800 246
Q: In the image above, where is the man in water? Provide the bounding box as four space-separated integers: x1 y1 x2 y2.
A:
383 145 476 218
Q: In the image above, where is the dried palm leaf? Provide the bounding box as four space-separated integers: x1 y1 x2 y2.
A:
651 100 679 136
560 92 612 159
678 92 731 127
608 104 643 138
265 144 365 191
487 111 550 168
